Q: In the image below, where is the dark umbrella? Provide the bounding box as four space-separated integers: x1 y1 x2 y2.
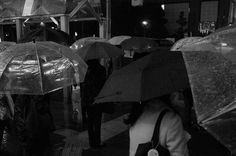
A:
95 50 190 103
75 42 124 61
19 26 75 46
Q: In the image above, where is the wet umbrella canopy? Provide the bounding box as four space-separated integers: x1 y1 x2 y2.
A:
0 41 16 53
70 37 107 50
170 25 236 154
0 41 87 95
108 35 131 45
170 37 202 51
182 50 236 155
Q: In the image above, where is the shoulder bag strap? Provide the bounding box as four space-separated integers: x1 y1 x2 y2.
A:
151 109 169 147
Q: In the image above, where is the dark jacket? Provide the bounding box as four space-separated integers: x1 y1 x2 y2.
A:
81 60 106 106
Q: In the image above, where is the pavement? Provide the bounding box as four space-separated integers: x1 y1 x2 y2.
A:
53 114 129 156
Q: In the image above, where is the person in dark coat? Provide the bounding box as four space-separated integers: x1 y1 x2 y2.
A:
80 59 107 148
14 94 54 156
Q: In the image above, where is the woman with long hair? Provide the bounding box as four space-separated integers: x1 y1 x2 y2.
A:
125 89 192 156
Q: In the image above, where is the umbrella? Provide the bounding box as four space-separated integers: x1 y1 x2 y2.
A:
0 41 87 95
120 37 159 53
179 26 236 154
95 50 190 103
182 50 236 155
179 42 217 52
171 37 202 51
75 42 124 61
19 27 75 46
108 35 131 45
0 41 16 52
70 37 107 50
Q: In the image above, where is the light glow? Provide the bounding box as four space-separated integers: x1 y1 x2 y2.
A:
75 32 78 37
161 4 165 10
142 20 148 26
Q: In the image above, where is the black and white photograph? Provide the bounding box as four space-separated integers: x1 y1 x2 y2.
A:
0 0 235 156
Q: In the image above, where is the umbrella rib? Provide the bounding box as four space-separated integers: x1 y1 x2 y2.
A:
34 43 44 94
202 100 236 124
0 54 15 93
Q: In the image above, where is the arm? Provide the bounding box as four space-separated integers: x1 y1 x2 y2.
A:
164 112 190 156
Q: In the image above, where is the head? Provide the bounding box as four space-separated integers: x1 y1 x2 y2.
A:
170 88 193 109
170 88 194 129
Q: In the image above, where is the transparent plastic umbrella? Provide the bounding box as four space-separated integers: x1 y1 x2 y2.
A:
182 50 236 155
108 35 131 45
70 37 107 50
0 41 16 53
180 26 236 154
171 37 202 51
0 41 87 95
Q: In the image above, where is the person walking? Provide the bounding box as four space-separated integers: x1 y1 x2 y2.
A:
80 59 107 149
125 91 191 156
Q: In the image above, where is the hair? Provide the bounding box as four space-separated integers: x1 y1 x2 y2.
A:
123 89 194 126
123 93 173 126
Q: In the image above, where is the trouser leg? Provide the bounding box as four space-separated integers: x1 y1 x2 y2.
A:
87 105 102 147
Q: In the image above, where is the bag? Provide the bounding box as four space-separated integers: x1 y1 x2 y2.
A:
134 109 170 156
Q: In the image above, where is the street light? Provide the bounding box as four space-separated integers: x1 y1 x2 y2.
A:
142 20 148 27
140 19 151 37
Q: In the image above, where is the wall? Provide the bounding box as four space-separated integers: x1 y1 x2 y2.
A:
201 1 218 22
164 3 189 35
164 1 218 36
